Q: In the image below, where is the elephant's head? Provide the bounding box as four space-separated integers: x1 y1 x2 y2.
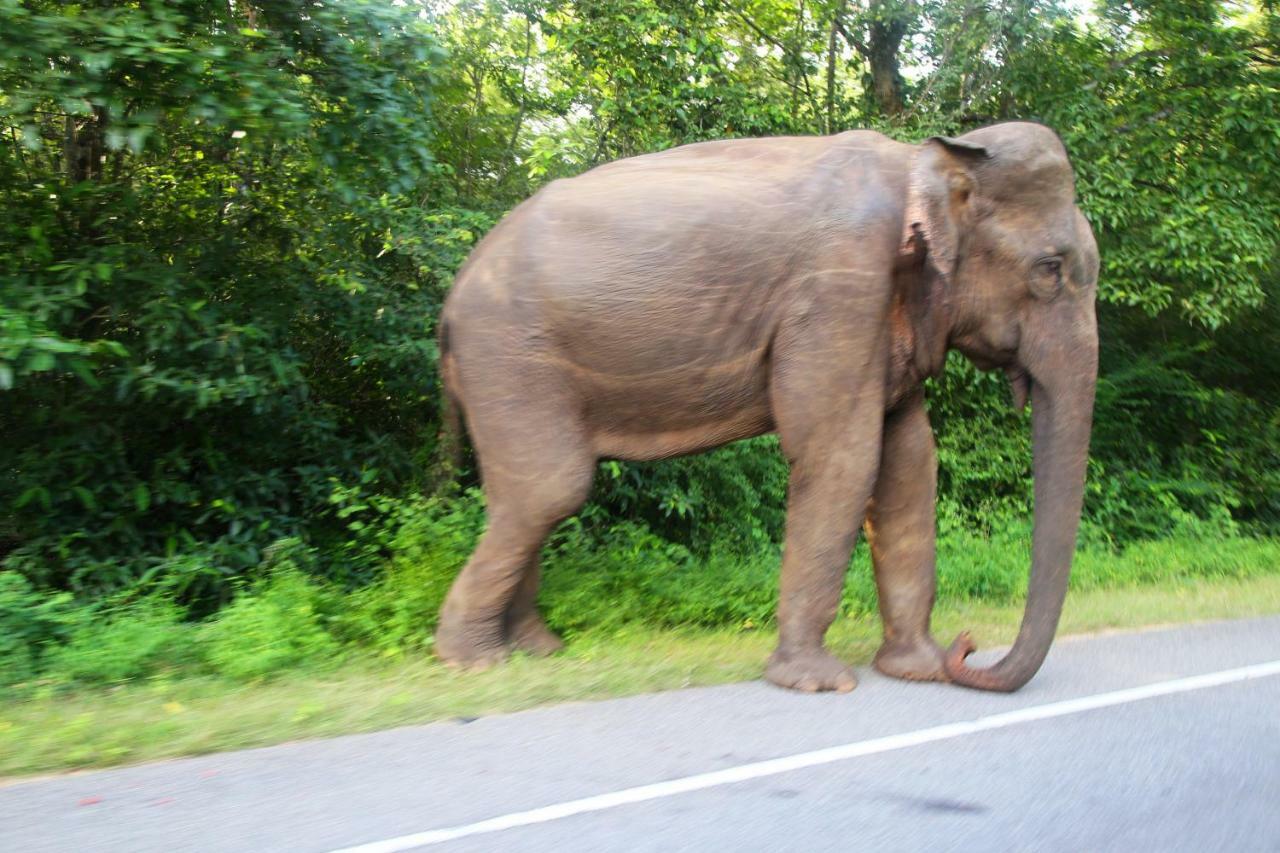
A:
905 122 1099 691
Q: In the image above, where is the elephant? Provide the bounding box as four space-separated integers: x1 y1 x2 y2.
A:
433 121 1098 693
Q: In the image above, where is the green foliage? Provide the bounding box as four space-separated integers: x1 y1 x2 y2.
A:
43 599 191 687
0 0 463 599
337 494 485 653
1072 531 1280 589
0 572 80 685
542 522 781 634
588 438 789 555
3 494 1279 693
201 555 342 682
927 354 1034 532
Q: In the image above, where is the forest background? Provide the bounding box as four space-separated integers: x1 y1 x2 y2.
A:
1 0 1278 691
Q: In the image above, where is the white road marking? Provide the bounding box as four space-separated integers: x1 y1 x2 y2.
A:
329 659 1280 853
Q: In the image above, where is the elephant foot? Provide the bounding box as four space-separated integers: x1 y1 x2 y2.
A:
507 615 564 657
434 610 510 670
873 638 948 682
765 648 857 693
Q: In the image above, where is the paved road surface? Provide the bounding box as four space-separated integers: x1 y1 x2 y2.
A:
5 616 1279 852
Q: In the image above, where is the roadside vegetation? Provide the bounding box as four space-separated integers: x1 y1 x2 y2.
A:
1 0 1278 774
4 568 1280 779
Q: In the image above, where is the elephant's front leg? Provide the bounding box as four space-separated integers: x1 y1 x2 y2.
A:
767 411 884 694
865 393 948 682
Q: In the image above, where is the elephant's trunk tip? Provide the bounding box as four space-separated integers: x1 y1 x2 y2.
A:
942 631 1021 693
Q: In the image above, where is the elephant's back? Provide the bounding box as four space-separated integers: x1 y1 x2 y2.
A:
449 129 902 305
442 130 905 392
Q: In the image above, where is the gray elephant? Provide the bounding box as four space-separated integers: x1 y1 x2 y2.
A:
434 121 1098 693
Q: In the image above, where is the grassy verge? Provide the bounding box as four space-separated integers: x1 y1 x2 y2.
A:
4 572 1280 780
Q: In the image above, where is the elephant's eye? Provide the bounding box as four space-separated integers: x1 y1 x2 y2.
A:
1031 257 1064 299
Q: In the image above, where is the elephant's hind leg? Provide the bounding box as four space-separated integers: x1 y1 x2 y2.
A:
435 414 594 669
866 395 948 682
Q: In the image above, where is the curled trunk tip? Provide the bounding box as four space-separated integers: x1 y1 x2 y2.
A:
943 631 1024 693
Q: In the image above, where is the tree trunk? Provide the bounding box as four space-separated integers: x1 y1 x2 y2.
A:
63 106 106 184
825 1 848 133
866 0 907 117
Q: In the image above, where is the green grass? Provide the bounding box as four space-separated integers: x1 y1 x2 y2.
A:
4 572 1280 781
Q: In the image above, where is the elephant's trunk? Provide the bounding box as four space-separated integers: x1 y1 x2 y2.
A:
944 342 1097 692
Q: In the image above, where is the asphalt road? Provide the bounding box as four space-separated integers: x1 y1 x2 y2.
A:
5 616 1280 853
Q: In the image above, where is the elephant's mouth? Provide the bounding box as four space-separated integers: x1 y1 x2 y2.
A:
1006 366 1031 412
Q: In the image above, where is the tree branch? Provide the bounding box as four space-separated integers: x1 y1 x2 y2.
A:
1133 178 1176 194
732 9 789 52
832 15 869 58
503 13 535 170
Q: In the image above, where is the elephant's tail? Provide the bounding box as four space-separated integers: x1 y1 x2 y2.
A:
435 318 466 487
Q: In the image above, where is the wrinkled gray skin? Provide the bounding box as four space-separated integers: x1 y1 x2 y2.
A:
436 121 1099 693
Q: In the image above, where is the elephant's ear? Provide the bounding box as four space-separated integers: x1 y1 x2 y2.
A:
903 136 989 279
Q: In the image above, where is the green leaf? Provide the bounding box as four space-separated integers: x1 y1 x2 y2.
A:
72 486 97 511
27 352 56 372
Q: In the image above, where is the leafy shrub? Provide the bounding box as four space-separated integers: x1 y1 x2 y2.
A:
936 526 1031 605
43 599 192 687
928 354 1034 535
545 527 849 633
0 572 82 686
588 437 789 555
337 494 485 653
1072 532 1280 592
201 564 341 682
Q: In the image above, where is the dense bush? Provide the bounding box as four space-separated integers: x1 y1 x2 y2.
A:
43 598 190 686
0 0 460 603
201 566 342 682
336 494 485 654
0 572 79 686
